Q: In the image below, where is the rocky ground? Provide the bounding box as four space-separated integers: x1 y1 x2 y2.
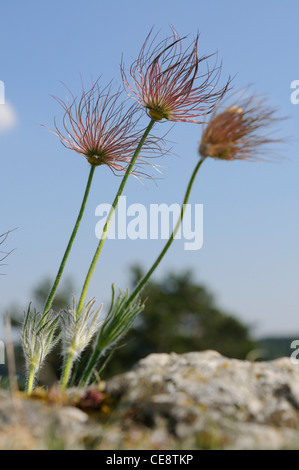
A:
0 350 299 449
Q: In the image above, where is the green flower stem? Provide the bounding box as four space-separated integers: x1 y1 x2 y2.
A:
76 119 155 318
60 119 155 390
60 352 74 390
26 366 36 396
43 165 95 315
127 157 205 303
80 157 205 386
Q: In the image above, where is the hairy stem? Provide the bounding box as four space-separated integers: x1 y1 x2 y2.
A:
80 157 205 386
26 366 36 396
43 165 95 315
127 158 205 302
60 119 155 389
60 353 74 390
76 119 155 317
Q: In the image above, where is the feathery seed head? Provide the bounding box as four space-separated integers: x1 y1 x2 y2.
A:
199 93 284 161
121 26 229 124
51 82 157 175
50 81 166 179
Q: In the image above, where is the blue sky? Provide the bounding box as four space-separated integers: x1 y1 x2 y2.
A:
1 0 298 338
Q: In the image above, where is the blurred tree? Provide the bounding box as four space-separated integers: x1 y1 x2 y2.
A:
101 267 256 378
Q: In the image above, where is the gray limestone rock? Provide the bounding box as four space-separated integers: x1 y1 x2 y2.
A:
1 350 299 449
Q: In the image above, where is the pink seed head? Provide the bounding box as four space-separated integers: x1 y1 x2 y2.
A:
51 81 159 176
121 26 229 124
199 93 285 162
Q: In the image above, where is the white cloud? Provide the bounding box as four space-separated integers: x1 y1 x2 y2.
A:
0 102 17 132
